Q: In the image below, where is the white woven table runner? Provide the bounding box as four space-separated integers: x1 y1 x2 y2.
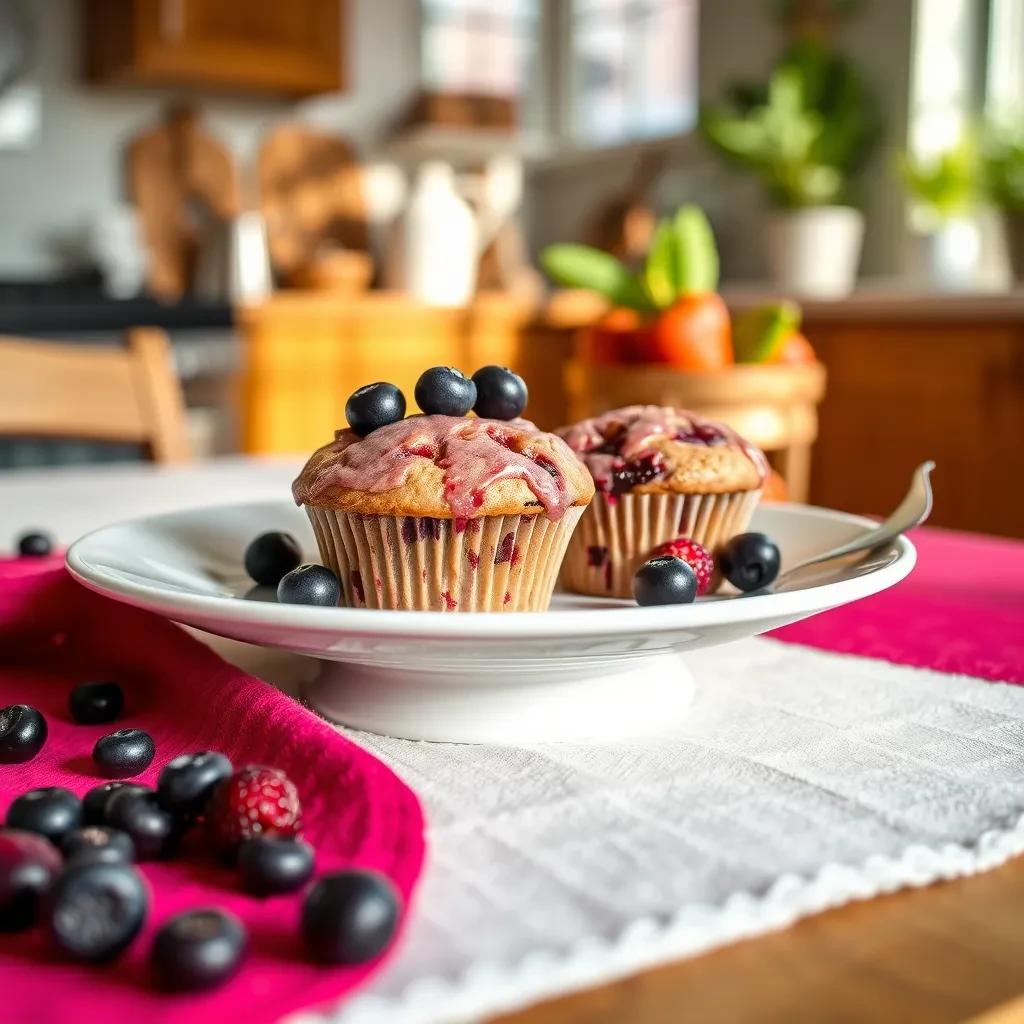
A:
280 637 1024 1024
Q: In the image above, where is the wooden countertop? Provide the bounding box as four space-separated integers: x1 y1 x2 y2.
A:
239 285 1024 330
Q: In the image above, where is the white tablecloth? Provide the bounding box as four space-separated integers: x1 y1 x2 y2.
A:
4 461 1023 1024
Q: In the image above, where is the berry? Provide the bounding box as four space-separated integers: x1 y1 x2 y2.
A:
277 564 341 607
6 788 82 845
633 556 698 606
82 782 149 826
46 860 148 962
301 870 402 965
608 453 665 495
16 530 53 557
719 532 781 592
157 751 233 820
244 531 301 587
0 829 63 931
651 538 714 596
92 728 155 778
61 826 134 865
205 766 302 859
105 789 179 861
68 681 124 725
345 382 406 437
471 365 528 420
238 836 315 895
152 908 246 991
0 704 47 763
414 366 477 417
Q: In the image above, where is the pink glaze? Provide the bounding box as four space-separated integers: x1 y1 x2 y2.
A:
293 416 575 521
560 405 768 494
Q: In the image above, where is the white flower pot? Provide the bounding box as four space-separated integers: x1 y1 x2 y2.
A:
764 206 864 298
908 217 982 291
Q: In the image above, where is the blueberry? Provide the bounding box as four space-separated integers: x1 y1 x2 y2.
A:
471 366 528 420
82 782 149 827
152 908 247 991
719 532 781 592
61 826 134 866
157 751 233 820
105 789 179 861
633 556 698 606
0 704 47 763
6 788 82 845
345 382 406 437
277 564 341 607
414 366 477 417
0 829 63 931
92 728 155 778
46 860 148 962
16 531 53 557
301 870 402 965
68 681 124 725
238 836 315 896
244 531 301 587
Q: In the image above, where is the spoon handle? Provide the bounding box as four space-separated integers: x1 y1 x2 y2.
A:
775 461 935 586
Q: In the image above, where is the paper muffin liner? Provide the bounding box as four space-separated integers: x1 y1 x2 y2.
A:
560 489 762 598
305 505 585 612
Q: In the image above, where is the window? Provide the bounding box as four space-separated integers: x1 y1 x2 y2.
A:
417 0 698 150
568 0 698 146
421 0 538 97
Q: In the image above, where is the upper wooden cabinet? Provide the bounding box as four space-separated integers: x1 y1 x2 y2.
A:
84 0 345 98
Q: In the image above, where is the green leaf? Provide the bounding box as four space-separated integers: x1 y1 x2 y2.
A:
640 219 680 308
673 205 719 293
734 301 802 362
540 244 651 310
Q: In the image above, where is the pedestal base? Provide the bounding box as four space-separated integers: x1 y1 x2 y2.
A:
303 652 695 743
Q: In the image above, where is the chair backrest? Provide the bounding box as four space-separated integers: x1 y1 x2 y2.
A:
0 328 191 463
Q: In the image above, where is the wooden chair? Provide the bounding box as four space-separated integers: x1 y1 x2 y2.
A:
0 328 191 463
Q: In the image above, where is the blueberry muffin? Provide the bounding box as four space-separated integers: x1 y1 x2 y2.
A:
558 405 767 597
293 415 594 611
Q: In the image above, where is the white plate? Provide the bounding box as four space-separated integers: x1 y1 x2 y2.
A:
67 502 915 742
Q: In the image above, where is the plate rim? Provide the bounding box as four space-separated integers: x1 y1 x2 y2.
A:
66 500 916 640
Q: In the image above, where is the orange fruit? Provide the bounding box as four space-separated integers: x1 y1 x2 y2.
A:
649 293 734 371
768 331 816 366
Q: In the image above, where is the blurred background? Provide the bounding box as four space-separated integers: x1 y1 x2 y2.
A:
0 0 1021 537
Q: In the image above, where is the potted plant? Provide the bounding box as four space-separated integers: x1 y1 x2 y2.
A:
899 134 981 290
982 125 1024 283
700 39 880 297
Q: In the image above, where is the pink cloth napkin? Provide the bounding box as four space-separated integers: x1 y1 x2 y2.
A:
0 561 425 1024
772 527 1024 683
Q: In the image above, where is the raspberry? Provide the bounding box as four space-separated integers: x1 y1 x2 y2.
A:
651 537 714 596
204 766 302 858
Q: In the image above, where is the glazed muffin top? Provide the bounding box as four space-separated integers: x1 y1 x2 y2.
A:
558 405 768 497
292 414 594 521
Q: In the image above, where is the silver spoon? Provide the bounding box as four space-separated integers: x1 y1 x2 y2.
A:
773 460 935 590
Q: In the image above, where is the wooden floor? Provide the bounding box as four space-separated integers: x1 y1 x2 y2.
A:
498 852 1024 1024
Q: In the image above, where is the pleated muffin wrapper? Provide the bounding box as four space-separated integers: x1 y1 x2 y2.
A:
305 505 585 612
560 489 762 599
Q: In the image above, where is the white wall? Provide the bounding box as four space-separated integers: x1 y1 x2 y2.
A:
0 0 421 278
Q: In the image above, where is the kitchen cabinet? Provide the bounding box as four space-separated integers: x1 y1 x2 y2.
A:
84 0 345 98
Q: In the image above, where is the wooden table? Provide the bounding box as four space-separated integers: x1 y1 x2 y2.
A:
3 459 1023 1024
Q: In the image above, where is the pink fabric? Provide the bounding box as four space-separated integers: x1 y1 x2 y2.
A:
771 527 1024 683
0 561 425 1024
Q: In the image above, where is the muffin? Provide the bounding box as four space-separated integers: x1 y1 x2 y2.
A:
558 405 767 597
293 415 594 611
